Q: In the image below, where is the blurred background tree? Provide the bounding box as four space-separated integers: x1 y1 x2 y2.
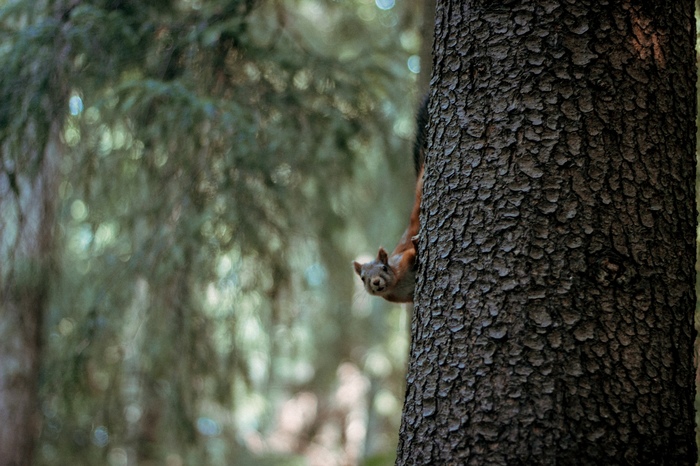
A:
0 0 433 464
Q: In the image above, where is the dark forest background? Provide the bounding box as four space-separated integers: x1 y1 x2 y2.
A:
0 1 697 465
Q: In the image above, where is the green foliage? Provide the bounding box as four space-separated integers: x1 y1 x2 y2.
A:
0 0 425 464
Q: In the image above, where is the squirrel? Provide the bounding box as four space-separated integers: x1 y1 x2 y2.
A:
353 97 428 303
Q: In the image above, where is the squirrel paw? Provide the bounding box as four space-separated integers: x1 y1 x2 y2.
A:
410 235 420 269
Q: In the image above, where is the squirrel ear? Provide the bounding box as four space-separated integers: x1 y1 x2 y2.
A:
377 248 389 264
353 261 363 276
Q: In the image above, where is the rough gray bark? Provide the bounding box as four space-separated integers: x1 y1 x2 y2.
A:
397 1 696 464
418 0 436 94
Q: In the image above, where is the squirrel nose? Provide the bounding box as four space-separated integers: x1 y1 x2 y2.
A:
371 278 385 291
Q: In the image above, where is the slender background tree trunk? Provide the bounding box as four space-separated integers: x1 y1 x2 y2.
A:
0 3 70 461
397 1 696 464
0 123 61 466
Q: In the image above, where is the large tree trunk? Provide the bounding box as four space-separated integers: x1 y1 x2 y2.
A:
397 1 696 464
418 0 436 94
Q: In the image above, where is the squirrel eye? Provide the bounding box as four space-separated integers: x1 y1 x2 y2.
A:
361 276 366 282
382 265 388 273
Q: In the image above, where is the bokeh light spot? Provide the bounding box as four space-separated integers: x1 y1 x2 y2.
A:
375 0 395 10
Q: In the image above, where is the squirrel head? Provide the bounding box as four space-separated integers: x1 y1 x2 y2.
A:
353 247 395 297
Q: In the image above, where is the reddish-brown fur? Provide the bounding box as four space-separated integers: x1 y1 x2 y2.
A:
353 167 423 303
